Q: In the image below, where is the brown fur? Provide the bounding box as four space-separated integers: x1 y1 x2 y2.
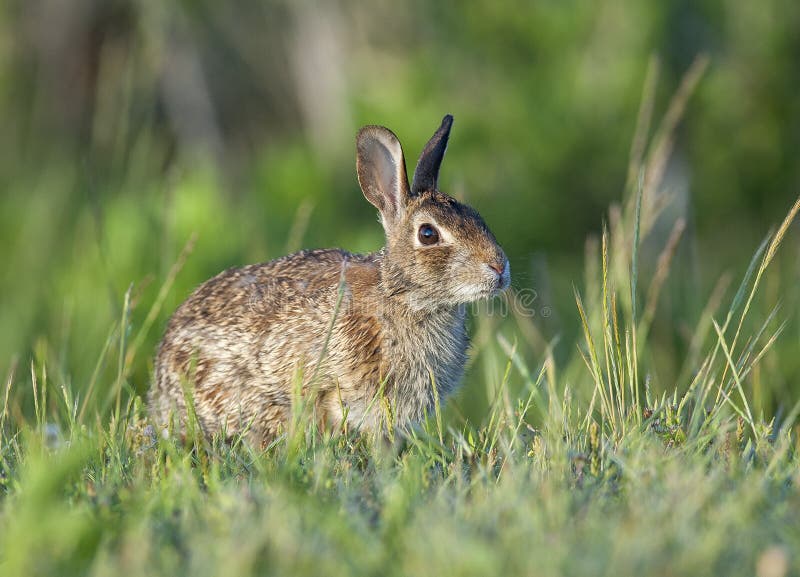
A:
148 115 510 444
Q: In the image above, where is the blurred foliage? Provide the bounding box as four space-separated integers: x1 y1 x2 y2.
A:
1 0 799 415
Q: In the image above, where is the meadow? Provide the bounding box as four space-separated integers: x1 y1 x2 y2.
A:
2 2 800 576
3 67 800 576
2 186 799 577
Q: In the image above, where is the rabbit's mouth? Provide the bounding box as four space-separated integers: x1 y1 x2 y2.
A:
488 280 510 297
453 261 511 302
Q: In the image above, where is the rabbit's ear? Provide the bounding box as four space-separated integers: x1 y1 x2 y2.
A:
357 126 411 227
411 114 453 194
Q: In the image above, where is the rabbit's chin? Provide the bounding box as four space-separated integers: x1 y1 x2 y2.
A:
449 283 508 304
401 283 505 311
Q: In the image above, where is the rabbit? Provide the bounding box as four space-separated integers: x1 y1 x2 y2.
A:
148 115 510 445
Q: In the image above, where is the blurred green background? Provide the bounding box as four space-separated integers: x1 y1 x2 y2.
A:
1 0 798 418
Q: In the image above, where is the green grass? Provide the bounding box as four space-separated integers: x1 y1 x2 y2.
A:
2 64 800 577
1 191 798 576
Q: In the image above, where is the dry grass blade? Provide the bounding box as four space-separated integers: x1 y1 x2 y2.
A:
30 361 39 427
626 55 708 242
601 226 617 419
497 333 549 440
626 55 660 192
639 217 686 338
712 319 755 436
575 287 615 429
113 285 132 420
721 195 800 388
508 287 548 354
124 233 198 375
678 272 731 384
738 321 786 383
629 170 643 404
643 55 709 206
762 196 800 270
285 199 315 254
0 356 17 442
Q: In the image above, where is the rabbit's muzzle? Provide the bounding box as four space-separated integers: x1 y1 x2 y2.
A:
487 257 511 293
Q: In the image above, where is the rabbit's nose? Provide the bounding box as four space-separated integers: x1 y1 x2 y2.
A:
488 260 506 276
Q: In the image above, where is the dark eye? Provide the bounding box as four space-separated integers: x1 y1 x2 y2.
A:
417 223 440 246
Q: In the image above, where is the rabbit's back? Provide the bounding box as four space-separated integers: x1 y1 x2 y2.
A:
149 249 384 442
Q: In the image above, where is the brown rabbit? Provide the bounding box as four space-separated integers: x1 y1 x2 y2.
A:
149 115 510 445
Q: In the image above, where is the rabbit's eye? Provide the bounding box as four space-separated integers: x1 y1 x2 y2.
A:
418 223 440 245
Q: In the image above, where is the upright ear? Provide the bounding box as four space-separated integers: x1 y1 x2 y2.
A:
411 114 453 194
356 125 411 228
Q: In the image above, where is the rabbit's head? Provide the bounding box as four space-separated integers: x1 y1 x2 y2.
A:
357 115 510 310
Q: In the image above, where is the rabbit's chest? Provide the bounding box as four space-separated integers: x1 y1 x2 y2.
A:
381 307 469 423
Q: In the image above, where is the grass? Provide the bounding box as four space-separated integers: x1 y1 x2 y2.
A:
1 62 800 577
